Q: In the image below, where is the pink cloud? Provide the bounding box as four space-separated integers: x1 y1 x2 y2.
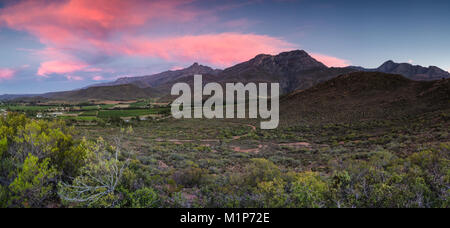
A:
85 68 103 72
0 0 196 46
119 33 296 67
0 0 299 69
171 66 185 71
0 0 350 75
0 68 15 80
66 75 84 81
38 60 88 76
310 53 351 67
222 18 257 29
92 75 105 81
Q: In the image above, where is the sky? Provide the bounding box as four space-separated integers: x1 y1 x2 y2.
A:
0 0 449 94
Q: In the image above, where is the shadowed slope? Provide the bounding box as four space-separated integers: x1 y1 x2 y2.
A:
43 84 163 101
280 72 450 125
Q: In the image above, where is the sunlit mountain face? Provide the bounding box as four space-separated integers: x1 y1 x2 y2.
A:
0 0 449 94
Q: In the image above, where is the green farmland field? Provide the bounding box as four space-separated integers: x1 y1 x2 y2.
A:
79 110 98 116
79 104 115 110
58 116 99 121
98 109 165 118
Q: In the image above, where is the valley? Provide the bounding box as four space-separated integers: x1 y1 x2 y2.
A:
1 0 449 212
1 67 448 208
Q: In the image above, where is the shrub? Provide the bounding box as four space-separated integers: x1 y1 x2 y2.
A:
173 166 211 188
289 172 328 208
0 137 7 158
131 187 160 208
58 137 130 208
8 154 58 208
256 178 287 208
244 158 281 187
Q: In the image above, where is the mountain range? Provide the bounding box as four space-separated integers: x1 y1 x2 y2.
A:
1 50 449 101
374 60 450 80
90 63 222 89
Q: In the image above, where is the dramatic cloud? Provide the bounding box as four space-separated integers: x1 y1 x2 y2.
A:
92 75 105 81
66 75 84 81
0 68 15 80
0 0 349 77
310 53 351 67
0 0 196 45
119 33 295 67
171 66 185 71
0 0 200 76
37 60 88 76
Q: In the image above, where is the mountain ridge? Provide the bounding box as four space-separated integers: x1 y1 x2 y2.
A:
2 50 449 101
41 84 163 101
90 63 222 89
374 60 450 80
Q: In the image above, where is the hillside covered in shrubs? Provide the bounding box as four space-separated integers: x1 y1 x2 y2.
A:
0 114 448 208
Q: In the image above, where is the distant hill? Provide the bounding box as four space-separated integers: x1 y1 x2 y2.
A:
280 72 450 124
374 60 450 80
348 60 450 81
0 94 39 101
91 63 222 89
42 84 163 101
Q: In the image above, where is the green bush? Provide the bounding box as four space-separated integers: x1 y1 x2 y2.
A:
0 137 7 157
173 166 211 188
9 154 58 208
289 172 328 208
244 158 281 187
0 113 85 207
131 187 160 208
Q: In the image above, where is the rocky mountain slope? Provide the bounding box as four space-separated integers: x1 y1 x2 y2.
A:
280 72 450 124
42 84 163 101
374 60 450 80
216 50 356 94
92 63 222 88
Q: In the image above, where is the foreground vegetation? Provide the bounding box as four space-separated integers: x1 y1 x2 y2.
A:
0 113 448 208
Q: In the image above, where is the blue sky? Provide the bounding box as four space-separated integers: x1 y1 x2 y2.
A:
0 0 449 94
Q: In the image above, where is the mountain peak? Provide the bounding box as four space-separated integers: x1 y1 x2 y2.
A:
280 49 309 56
246 50 327 70
185 62 212 70
378 60 397 70
376 60 450 80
